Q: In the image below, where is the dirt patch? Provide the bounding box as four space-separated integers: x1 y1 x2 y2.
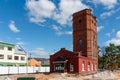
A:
0 71 120 80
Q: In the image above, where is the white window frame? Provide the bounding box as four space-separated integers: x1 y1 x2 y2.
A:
88 62 90 71
82 61 85 71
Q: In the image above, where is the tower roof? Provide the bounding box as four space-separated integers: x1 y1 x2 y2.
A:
73 8 92 16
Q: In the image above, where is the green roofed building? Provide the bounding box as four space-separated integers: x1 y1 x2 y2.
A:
0 42 27 66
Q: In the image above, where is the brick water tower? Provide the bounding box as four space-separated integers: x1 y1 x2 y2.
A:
73 9 98 61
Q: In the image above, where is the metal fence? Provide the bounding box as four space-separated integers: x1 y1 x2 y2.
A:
0 66 50 75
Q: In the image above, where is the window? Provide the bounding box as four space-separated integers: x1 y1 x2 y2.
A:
7 55 12 60
88 62 90 71
21 57 25 61
79 20 82 23
0 46 4 50
95 64 97 71
14 56 19 60
82 61 85 71
79 40 82 46
0 55 4 59
92 63 94 71
92 20 94 23
8 47 12 51
70 63 74 72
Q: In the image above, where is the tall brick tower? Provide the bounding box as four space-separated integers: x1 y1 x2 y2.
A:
73 9 98 60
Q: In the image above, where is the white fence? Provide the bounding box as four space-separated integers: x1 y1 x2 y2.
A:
0 66 50 75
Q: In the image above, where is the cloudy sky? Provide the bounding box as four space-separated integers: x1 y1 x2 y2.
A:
0 0 120 58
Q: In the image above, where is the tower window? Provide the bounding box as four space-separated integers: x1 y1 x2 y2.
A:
79 40 82 46
79 20 82 23
92 20 94 23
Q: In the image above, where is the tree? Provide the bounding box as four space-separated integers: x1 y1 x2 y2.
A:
98 44 120 71
116 46 120 67
105 44 119 71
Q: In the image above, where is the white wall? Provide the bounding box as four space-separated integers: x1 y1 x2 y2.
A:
0 66 50 75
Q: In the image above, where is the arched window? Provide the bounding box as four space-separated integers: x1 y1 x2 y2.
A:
79 40 82 46
88 62 90 71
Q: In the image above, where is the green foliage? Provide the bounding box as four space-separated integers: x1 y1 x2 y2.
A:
98 43 120 71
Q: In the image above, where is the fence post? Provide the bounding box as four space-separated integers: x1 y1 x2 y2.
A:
26 66 28 74
18 66 19 74
45 67 46 72
8 66 10 76
39 66 41 73
33 66 34 73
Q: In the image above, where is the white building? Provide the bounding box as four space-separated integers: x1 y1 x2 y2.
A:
0 42 27 66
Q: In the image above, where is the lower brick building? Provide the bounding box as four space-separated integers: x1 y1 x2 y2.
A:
50 48 97 73
50 9 98 73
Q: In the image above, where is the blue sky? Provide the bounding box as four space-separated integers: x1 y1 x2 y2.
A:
0 0 120 58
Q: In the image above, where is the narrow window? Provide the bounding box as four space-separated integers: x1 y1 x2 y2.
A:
82 61 85 71
14 56 19 60
88 62 90 71
70 63 74 72
79 40 82 46
79 20 82 23
8 55 12 60
0 55 4 59
21 57 25 61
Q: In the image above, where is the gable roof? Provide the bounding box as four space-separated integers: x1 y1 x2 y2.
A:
51 48 76 57
14 45 27 55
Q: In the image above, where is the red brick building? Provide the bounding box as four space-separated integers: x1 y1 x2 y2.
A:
50 9 98 73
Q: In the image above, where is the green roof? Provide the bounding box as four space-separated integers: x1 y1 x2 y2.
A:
0 42 15 48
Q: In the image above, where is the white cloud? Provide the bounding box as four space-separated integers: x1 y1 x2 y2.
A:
105 31 120 46
53 0 89 25
88 0 118 9
100 8 120 18
29 48 50 58
97 26 104 32
26 0 56 23
116 31 120 39
57 31 72 35
100 10 115 18
52 25 72 35
52 25 61 31
9 20 20 33
106 29 115 37
65 31 72 35
16 37 26 45
16 41 25 45
26 0 89 25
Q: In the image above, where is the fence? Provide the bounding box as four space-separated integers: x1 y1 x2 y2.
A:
0 66 50 75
